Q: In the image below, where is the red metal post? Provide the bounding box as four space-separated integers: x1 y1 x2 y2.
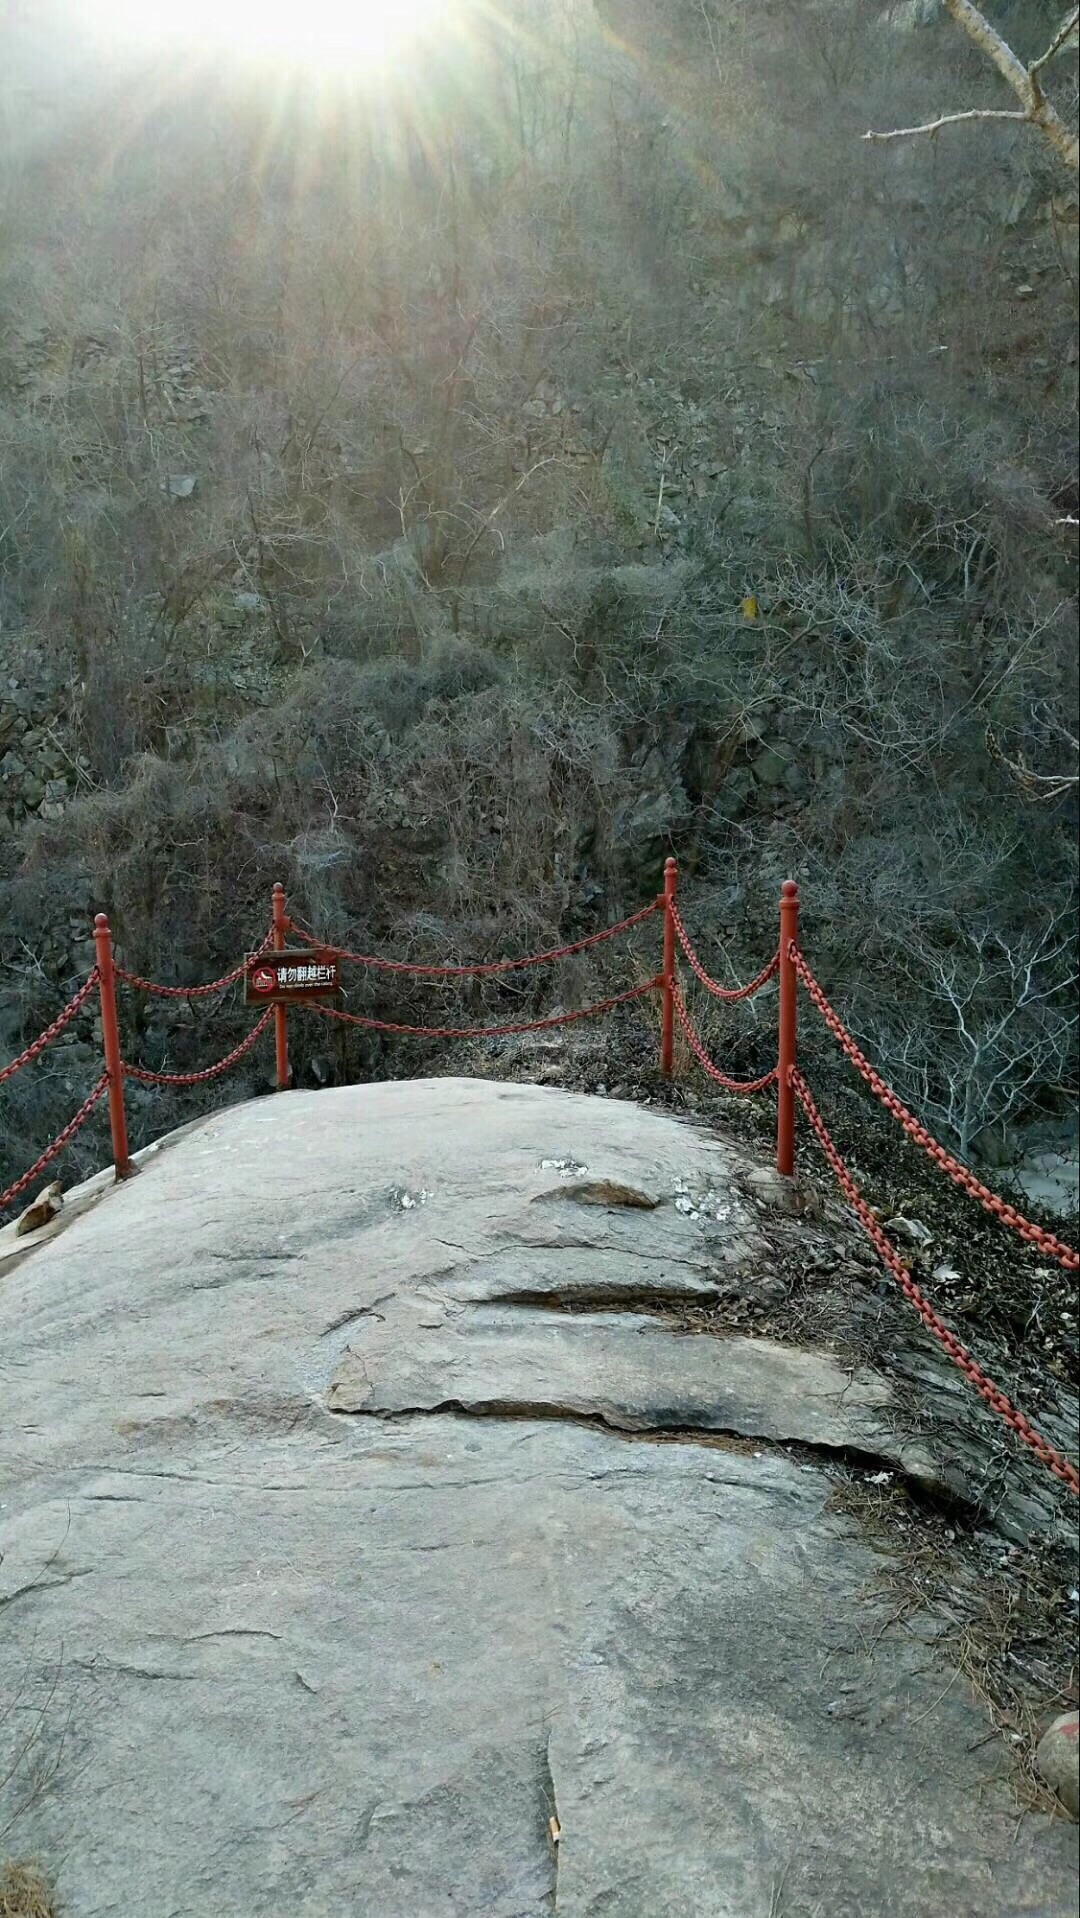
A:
776 880 800 1177
272 881 290 1091
660 856 678 1078
93 913 134 1180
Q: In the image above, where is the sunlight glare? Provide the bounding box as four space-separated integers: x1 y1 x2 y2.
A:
95 0 449 70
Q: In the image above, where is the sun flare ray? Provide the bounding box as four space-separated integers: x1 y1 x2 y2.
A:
93 0 451 71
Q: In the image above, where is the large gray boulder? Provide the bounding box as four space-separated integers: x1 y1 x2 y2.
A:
1 1081 1076 1916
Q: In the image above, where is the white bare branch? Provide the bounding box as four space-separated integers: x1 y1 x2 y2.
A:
864 108 1028 145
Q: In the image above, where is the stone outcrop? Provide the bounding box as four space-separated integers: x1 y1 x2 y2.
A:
2 1080 1076 1915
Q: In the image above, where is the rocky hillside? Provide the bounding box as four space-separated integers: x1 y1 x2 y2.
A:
1 1 1077 1200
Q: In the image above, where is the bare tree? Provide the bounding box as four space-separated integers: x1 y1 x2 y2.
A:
866 1 1079 170
881 909 1078 1155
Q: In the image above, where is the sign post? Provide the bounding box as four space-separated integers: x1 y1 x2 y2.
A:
258 883 341 1090
271 883 289 1090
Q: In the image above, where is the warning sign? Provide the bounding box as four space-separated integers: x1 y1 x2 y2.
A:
245 948 341 1005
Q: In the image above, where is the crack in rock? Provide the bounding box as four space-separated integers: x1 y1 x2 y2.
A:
541 1731 561 1913
328 1396 955 1503
491 1285 720 1315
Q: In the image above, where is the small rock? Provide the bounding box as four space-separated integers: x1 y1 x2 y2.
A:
740 1165 802 1216
752 746 789 787
532 1178 661 1210
15 1180 63 1238
163 473 197 500
884 1216 933 1250
1036 1712 1079 1819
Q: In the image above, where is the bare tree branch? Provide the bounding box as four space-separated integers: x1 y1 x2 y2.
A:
1030 6 1080 80
865 107 1028 145
986 725 1080 801
866 0 1079 171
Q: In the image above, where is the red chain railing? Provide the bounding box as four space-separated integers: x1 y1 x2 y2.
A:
287 902 660 976
793 1069 1079 1497
660 875 1078 1497
1 917 277 1219
671 981 778 1094
791 945 1079 1275
116 929 273 999
122 1009 274 1086
671 902 780 1003
0 1075 109 1215
0 971 99 1087
300 980 658 1041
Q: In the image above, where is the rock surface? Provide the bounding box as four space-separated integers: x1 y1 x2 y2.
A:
1037 1713 1080 1822
1 1080 1076 1916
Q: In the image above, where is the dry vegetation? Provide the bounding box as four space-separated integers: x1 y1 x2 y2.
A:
1 0 1077 1197
0 1864 55 1918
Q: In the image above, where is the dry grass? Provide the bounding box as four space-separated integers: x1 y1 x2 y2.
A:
0 1862 55 1918
826 1477 1079 1814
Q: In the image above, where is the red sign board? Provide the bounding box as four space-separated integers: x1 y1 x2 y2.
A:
245 948 341 1005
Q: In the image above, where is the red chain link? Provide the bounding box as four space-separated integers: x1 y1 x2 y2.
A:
0 971 100 1087
116 928 274 998
123 1010 274 1086
672 981 779 1094
792 1069 1079 1497
1 1074 110 1215
299 979 659 1040
671 904 780 1003
792 946 1080 1275
287 903 660 977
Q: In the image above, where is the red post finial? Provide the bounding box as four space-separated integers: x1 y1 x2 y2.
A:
776 880 800 1177
93 911 134 1181
659 857 679 1078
